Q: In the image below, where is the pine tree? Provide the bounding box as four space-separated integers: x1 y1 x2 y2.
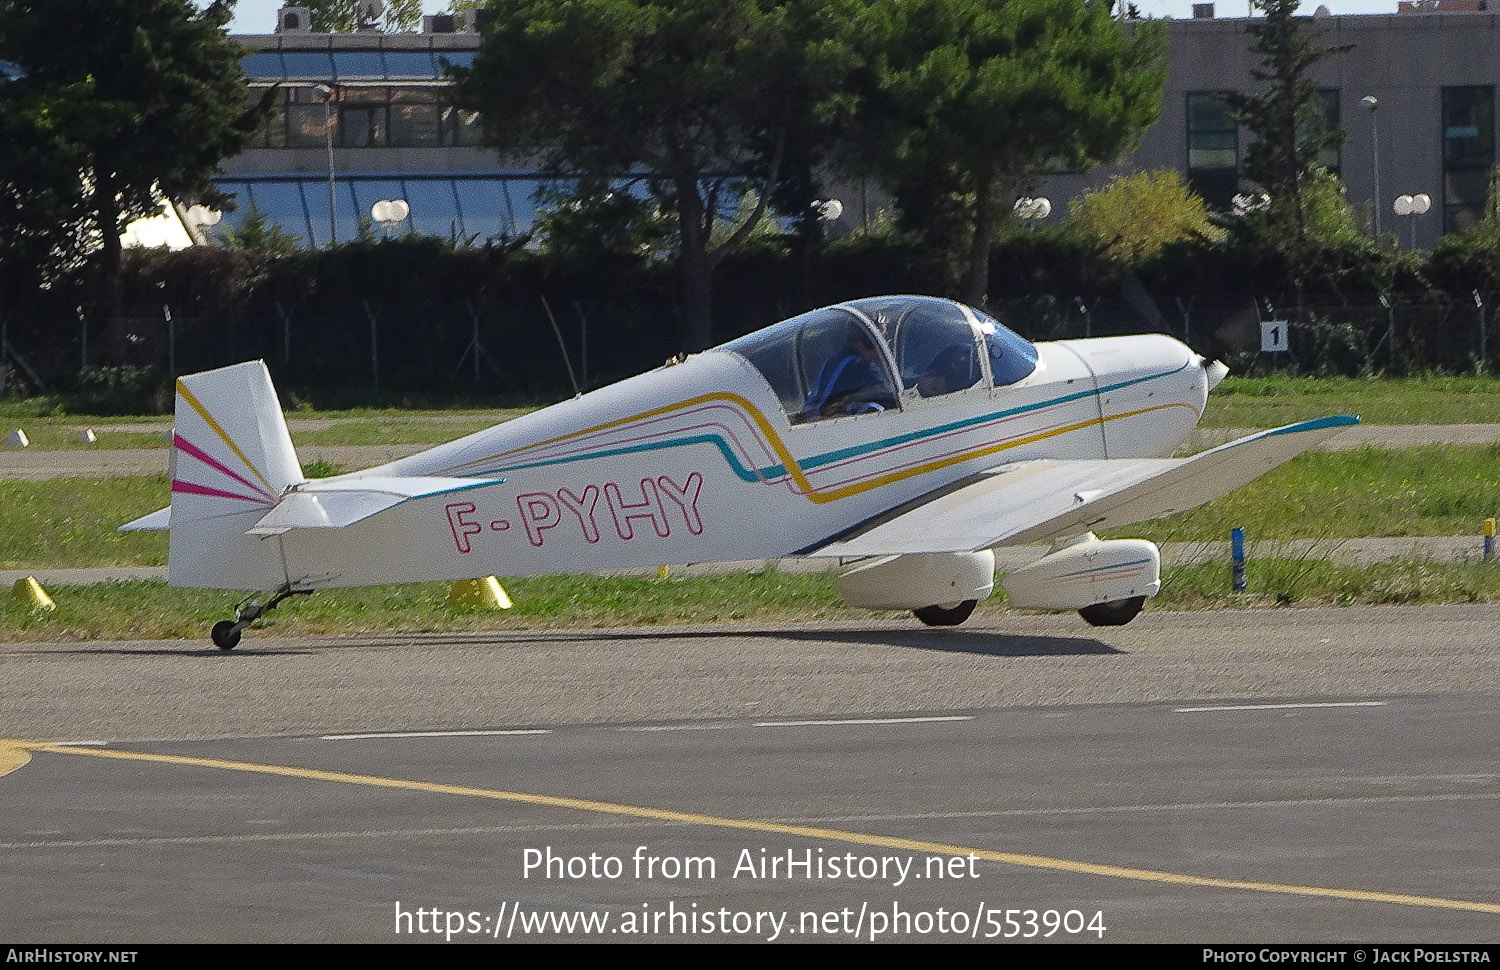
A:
1226 0 1352 245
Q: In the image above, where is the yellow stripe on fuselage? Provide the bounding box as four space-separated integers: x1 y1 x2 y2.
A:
444 393 1196 506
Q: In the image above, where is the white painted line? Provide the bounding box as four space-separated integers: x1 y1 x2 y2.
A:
1173 702 1388 714
754 716 975 728
618 723 737 733
46 740 109 747
319 729 552 740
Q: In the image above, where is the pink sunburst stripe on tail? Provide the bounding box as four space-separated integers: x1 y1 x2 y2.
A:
173 433 275 501
171 479 271 505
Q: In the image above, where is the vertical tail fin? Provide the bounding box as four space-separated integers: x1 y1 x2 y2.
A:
169 361 303 589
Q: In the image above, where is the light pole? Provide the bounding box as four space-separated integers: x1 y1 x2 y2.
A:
1013 196 1051 230
1361 95 1380 238
1392 193 1431 250
371 198 410 239
312 84 337 244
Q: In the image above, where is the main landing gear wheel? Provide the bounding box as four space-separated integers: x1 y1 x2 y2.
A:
1078 595 1146 627
912 599 978 627
210 620 242 651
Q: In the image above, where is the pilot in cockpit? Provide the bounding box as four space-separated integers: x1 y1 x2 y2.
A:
800 326 889 422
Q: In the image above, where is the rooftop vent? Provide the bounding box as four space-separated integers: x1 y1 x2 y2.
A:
1191 3 1215 17
277 6 312 33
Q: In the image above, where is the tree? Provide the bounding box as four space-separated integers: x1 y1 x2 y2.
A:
0 68 94 294
855 0 1166 305
0 0 262 313
454 0 859 350
1067 170 1221 264
216 200 301 257
1225 0 1351 247
301 0 422 32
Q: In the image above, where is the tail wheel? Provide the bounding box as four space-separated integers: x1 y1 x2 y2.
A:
1078 595 1146 627
210 620 242 651
913 599 977 627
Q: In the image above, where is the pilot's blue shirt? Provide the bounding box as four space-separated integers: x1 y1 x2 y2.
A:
802 351 884 420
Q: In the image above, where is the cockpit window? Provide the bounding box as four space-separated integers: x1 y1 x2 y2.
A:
847 296 982 398
973 309 1039 386
721 306 900 423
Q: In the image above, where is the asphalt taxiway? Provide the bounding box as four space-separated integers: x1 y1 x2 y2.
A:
1 604 1497 942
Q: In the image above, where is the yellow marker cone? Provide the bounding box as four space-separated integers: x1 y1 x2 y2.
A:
657 565 670 579
447 576 513 610
12 576 55 611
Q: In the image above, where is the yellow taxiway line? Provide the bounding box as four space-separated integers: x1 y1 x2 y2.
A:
5 739 1499 916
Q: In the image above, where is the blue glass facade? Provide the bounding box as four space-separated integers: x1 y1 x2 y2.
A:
224 42 516 246
214 176 559 245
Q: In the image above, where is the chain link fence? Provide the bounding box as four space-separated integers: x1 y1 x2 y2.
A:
1 290 1492 410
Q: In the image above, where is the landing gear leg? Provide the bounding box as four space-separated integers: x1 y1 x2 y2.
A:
210 585 311 650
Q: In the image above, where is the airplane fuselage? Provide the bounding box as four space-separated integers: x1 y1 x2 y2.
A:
256 330 1210 590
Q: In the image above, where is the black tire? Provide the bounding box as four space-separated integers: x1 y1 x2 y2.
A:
913 599 978 627
211 620 242 651
1078 595 1146 627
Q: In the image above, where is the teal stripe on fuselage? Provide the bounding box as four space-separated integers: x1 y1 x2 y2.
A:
1056 557 1154 579
472 434 765 483
797 361 1192 471
475 361 1192 483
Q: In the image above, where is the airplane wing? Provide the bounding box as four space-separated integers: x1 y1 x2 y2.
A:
246 476 501 536
811 415 1357 557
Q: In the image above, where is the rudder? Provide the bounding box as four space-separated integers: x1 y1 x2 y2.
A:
169 361 303 590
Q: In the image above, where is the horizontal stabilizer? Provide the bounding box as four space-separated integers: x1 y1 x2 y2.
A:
247 475 500 536
120 506 171 532
814 415 1358 556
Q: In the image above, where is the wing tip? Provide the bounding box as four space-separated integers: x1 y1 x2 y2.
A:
1267 414 1361 436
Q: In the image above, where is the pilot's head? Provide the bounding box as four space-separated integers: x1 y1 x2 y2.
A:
851 330 879 360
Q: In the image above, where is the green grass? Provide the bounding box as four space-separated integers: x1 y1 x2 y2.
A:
2 560 1496 643
1107 444 1500 543
5 443 1497 570
0 410 524 450
1153 558 1500 610
1202 376 1500 428
1 427 170 451
0 476 169 568
0 571 850 643
5 375 1500 453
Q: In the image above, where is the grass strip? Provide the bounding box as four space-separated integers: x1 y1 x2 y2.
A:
3 558 1498 643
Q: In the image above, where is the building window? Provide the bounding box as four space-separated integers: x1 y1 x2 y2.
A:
389 89 441 147
1442 86 1494 232
1187 92 1238 210
286 87 334 149
1314 88 1340 176
338 87 388 148
440 103 485 146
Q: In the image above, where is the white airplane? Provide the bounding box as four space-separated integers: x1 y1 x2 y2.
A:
123 295 1356 649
